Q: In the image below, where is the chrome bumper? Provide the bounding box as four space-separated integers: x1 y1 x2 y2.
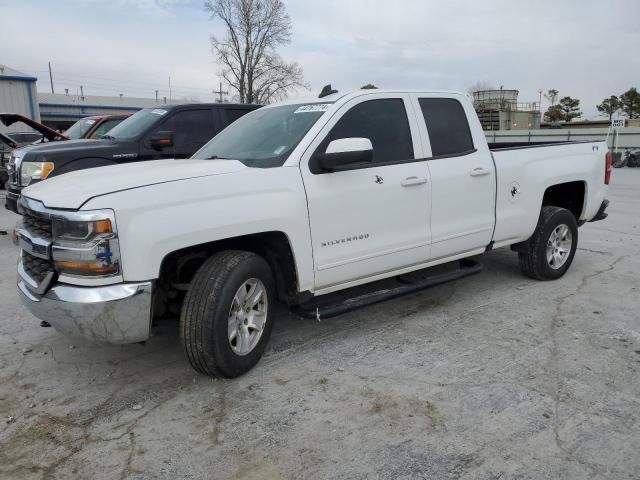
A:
18 264 152 344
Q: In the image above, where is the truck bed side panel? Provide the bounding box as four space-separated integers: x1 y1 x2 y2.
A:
491 142 607 246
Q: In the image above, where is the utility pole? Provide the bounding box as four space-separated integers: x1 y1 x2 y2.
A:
80 85 84 100
212 79 228 103
168 76 172 104
155 89 158 102
537 89 543 114
48 62 55 94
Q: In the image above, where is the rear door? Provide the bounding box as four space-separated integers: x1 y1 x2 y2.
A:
300 94 431 291
410 94 495 260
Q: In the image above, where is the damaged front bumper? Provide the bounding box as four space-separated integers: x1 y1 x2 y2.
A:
18 263 153 344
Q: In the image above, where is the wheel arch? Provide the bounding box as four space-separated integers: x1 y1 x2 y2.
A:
541 180 586 221
157 231 302 308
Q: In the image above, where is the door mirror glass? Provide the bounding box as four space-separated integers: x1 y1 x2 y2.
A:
315 137 373 171
150 131 173 150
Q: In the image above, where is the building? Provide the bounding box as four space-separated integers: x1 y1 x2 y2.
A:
37 92 196 130
473 89 541 131
0 64 41 132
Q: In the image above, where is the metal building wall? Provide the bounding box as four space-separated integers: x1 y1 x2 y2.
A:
0 77 41 133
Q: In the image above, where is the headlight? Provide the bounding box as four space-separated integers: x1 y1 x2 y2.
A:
51 211 121 277
21 161 55 186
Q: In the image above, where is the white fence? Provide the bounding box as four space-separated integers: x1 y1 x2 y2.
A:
485 127 640 152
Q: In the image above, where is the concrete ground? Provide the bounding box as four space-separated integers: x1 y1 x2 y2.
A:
1 170 639 480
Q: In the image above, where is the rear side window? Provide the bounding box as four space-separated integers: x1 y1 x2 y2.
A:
223 108 252 125
319 99 414 164
418 98 474 157
161 109 218 142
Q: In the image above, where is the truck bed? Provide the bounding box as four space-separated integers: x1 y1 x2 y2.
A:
488 140 596 151
489 140 608 249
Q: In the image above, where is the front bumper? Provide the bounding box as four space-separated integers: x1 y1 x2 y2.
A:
18 264 152 344
5 186 21 214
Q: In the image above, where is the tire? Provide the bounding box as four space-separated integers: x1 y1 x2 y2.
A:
180 250 275 378
518 206 578 281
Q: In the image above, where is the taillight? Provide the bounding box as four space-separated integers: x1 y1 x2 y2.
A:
605 151 612 185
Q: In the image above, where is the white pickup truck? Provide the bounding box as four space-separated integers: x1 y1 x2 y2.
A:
17 88 611 377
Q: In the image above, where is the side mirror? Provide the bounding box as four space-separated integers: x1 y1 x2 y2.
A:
150 131 173 150
313 137 373 172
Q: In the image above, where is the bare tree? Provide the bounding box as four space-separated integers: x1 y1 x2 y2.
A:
205 0 307 104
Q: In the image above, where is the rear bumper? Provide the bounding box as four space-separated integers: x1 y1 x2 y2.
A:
18 263 152 344
589 199 609 223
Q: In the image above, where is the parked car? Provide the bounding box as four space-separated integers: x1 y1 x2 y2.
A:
5 103 260 213
625 149 640 168
63 114 130 140
0 113 68 189
16 88 610 377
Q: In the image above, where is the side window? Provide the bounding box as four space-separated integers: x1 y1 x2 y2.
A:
156 109 218 154
418 98 474 157
89 119 123 139
318 99 414 165
223 108 252 125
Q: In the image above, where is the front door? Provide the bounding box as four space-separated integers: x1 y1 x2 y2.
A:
300 95 431 291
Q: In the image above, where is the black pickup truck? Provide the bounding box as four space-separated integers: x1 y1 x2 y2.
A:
5 103 260 213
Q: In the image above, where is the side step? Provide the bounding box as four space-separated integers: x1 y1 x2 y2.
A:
292 258 483 319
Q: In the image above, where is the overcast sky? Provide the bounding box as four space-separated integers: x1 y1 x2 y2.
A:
1 0 638 118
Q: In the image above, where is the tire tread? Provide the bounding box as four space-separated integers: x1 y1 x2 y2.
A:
180 250 256 377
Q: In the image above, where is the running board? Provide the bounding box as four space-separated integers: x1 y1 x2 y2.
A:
292 258 483 319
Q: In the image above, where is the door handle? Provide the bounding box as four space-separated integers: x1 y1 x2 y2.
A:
470 167 491 177
401 176 428 187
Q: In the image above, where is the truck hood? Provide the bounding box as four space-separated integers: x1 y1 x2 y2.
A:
23 159 247 209
20 138 115 157
0 113 68 141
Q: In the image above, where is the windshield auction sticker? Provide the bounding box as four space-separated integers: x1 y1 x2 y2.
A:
294 104 331 114
151 109 168 115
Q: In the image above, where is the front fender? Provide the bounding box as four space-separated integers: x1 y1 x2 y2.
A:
82 166 314 293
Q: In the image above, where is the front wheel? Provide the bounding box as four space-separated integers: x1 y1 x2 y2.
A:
518 206 578 280
180 250 275 378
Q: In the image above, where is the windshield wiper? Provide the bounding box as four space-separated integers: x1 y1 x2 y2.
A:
205 155 231 160
102 134 115 140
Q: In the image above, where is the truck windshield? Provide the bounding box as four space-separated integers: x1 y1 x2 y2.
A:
194 103 331 167
104 108 168 140
64 118 95 139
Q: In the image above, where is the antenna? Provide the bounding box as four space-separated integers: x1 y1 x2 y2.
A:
319 84 338 98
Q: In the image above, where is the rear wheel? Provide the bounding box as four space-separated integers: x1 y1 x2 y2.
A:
518 206 578 280
180 250 275 378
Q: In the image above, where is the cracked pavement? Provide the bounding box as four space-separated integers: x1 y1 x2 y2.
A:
1 170 639 479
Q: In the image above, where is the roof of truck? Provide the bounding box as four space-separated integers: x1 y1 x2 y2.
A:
270 89 467 107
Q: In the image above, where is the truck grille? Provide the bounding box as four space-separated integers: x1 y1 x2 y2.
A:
8 154 18 184
22 251 55 283
23 214 53 241
20 206 55 286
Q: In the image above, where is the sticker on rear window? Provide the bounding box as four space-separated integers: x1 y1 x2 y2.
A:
85 119 96 125
151 109 168 116
294 104 330 114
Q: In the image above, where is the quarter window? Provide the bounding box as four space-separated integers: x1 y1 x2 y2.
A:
318 99 414 165
224 108 252 125
418 98 474 157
